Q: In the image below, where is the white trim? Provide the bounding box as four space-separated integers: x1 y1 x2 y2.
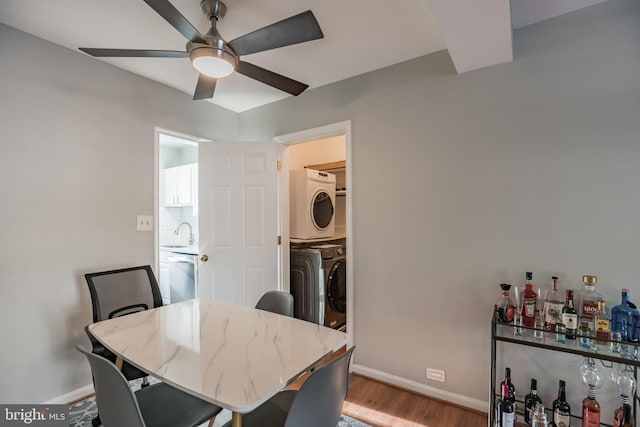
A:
351 364 489 414
273 121 353 350
43 383 94 404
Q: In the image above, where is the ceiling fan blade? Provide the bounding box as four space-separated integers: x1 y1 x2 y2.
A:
236 61 308 96
193 74 217 100
228 10 323 56
143 0 205 43
79 48 188 58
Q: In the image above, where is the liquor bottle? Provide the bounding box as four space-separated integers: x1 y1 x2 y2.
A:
579 275 601 332
496 283 515 323
500 367 516 403
495 391 504 427
501 383 515 427
525 378 544 425
611 289 636 341
594 300 611 346
552 380 571 427
561 290 578 340
522 272 538 327
531 403 550 427
582 386 600 427
544 276 564 332
613 404 634 427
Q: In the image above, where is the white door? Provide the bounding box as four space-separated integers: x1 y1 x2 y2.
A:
197 140 279 307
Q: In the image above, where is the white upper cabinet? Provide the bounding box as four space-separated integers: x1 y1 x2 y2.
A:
163 164 196 207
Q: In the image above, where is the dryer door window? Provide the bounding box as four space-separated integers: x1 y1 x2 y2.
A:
327 259 346 313
312 191 334 230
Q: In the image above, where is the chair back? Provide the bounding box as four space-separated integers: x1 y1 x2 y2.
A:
255 290 294 317
285 346 355 427
76 345 146 427
85 265 163 322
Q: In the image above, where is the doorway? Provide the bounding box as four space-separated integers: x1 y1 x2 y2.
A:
155 130 201 305
274 121 353 342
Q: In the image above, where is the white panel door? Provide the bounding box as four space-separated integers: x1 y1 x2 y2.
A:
198 141 279 307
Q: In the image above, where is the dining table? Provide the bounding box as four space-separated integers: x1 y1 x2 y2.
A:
87 298 348 427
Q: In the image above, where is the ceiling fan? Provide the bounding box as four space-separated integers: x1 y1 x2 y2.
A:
79 0 323 100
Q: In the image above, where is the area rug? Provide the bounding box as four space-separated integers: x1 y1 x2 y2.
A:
69 394 370 427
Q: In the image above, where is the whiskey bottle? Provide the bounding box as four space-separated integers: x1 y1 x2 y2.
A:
562 290 578 340
525 378 544 425
544 276 564 332
522 272 538 327
552 380 571 427
579 275 601 332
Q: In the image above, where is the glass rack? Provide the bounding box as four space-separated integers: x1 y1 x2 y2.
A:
490 307 640 427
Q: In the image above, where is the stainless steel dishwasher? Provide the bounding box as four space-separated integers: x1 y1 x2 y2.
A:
168 253 197 303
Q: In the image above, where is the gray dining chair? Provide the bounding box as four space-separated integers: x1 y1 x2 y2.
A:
76 345 222 427
84 265 164 426
84 265 163 383
255 290 294 317
222 346 355 427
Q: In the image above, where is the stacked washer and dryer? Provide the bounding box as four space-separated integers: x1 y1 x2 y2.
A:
289 169 346 330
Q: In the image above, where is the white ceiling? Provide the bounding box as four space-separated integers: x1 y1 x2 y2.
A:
0 0 606 112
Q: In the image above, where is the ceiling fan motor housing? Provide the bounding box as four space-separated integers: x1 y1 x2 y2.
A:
201 0 227 22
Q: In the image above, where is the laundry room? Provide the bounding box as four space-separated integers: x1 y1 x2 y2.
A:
288 135 348 332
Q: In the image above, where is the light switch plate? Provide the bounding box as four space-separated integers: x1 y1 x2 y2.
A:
137 215 153 231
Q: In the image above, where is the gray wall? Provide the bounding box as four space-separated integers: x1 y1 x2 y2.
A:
0 23 239 403
239 0 640 405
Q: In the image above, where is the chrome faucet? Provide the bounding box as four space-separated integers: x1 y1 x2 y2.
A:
174 222 194 245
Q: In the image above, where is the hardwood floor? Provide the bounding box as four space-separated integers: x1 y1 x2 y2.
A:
289 364 487 426
288 347 488 427
342 374 487 427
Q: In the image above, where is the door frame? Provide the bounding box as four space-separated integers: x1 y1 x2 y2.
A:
153 127 210 284
273 120 353 346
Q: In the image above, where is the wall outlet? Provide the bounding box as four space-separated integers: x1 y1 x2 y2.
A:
137 215 153 231
426 368 445 383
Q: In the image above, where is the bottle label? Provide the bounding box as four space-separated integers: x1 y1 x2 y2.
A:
562 313 577 330
554 412 570 427
581 301 599 318
523 296 537 325
595 317 610 343
502 411 515 427
544 302 564 329
583 413 599 427
506 305 514 322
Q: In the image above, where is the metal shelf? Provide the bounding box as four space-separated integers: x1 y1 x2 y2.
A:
490 308 640 427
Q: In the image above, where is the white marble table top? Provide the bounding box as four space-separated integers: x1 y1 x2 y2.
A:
88 299 347 413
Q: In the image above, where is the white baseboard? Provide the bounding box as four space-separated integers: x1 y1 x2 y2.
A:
351 364 489 413
43 383 94 404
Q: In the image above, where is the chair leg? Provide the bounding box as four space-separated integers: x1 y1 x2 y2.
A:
91 415 101 426
207 416 216 427
141 376 150 388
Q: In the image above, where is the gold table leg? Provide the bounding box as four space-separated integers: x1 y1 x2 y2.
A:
115 356 124 371
231 411 242 427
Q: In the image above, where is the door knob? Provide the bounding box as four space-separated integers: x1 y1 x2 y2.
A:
200 254 209 262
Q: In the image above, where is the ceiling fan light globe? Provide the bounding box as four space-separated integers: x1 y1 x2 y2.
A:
190 47 236 78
